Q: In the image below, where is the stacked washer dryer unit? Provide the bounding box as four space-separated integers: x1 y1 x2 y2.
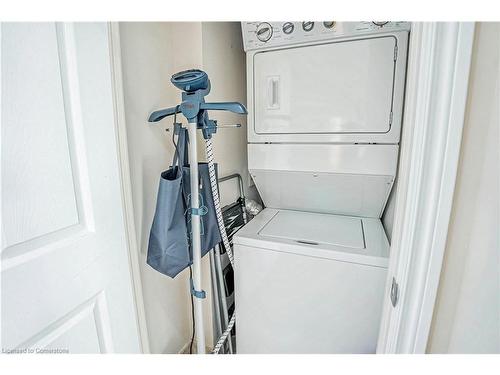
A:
234 22 410 354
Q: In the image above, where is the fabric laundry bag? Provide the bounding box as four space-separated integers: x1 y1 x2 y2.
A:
147 127 222 278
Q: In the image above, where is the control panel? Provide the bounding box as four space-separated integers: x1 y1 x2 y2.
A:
241 21 410 51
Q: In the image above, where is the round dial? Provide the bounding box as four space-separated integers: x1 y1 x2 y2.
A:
256 22 273 42
302 21 315 32
323 21 336 29
282 22 294 35
372 21 389 27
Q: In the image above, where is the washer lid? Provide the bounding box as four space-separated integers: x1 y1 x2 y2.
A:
259 210 365 249
234 209 389 268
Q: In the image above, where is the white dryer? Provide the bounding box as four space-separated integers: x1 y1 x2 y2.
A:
235 21 409 353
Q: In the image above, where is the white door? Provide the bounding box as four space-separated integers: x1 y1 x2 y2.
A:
1 23 141 353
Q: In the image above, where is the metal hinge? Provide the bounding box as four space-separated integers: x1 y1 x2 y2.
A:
389 111 393 126
394 45 398 61
390 277 399 307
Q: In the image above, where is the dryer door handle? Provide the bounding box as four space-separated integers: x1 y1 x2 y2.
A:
267 76 280 110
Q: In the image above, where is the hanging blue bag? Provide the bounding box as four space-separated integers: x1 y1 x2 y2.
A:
147 126 221 278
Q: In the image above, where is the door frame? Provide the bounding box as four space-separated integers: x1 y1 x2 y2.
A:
377 22 475 353
106 21 476 354
107 23 150 353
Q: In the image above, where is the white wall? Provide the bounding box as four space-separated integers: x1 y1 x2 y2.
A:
119 22 204 354
200 22 256 206
199 22 259 206
119 22 250 353
427 22 500 353
197 22 255 349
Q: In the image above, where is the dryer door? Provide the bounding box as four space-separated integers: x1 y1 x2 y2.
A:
251 34 406 143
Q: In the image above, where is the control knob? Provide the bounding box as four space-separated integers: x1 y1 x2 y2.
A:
256 22 273 42
302 21 315 32
282 22 294 35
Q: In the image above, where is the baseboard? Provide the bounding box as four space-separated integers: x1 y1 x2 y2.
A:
177 341 191 354
177 340 212 354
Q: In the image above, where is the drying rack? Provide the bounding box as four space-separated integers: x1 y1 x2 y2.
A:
210 173 248 354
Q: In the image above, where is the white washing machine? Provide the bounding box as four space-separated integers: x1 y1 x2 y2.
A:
235 21 410 353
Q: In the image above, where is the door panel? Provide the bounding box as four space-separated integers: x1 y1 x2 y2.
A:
1 23 140 353
253 36 396 135
2 23 80 248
